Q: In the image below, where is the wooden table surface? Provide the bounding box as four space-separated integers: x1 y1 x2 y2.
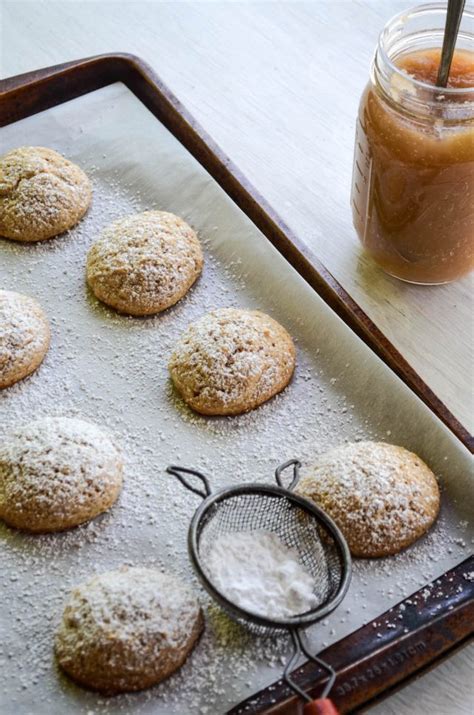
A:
1 1 473 713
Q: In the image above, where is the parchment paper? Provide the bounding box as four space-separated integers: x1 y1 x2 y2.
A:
0 83 472 715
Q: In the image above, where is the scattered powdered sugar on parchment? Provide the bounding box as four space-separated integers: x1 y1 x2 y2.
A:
0 155 472 715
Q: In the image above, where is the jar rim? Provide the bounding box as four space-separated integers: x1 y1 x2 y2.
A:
378 2 474 96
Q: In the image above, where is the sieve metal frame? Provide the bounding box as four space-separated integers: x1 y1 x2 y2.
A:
168 461 352 631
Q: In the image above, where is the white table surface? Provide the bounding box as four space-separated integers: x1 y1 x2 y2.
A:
1 1 473 713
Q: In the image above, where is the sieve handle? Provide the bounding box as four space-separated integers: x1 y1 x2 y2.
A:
275 459 302 490
166 466 211 499
283 629 338 711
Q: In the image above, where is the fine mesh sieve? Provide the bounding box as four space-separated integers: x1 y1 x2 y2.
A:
167 459 352 714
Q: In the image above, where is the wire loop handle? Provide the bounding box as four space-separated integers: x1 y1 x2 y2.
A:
284 628 336 703
275 458 302 491
167 465 211 499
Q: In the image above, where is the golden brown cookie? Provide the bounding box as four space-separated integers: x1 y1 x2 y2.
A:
0 417 123 533
0 289 50 389
297 441 440 558
86 210 203 315
0 146 92 241
169 308 296 415
55 567 203 693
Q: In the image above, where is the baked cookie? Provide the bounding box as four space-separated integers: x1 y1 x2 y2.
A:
169 308 296 415
0 289 50 389
0 417 123 533
55 567 203 693
297 441 440 558
86 210 203 315
0 146 92 242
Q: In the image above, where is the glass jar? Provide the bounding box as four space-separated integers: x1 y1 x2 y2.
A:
351 3 474 284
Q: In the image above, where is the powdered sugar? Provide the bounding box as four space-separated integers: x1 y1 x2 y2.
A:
206 530 318 619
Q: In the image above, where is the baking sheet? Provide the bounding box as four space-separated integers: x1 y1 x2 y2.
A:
0 82 472 715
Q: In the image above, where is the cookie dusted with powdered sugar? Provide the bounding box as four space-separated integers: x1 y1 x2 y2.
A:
0 146 92 242
0 417 123 533
86 210 203 315
297 441 440 558
0 289 50 389
169 308 296 415
55 567 203 693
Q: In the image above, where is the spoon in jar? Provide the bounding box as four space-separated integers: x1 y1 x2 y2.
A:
436 0 466 87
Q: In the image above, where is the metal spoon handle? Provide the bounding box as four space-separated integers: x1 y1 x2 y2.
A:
436 0 466 87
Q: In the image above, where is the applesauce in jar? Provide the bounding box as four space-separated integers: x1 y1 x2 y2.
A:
351 5 474 284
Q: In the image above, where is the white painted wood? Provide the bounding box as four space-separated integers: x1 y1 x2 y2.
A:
1 1 472 713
